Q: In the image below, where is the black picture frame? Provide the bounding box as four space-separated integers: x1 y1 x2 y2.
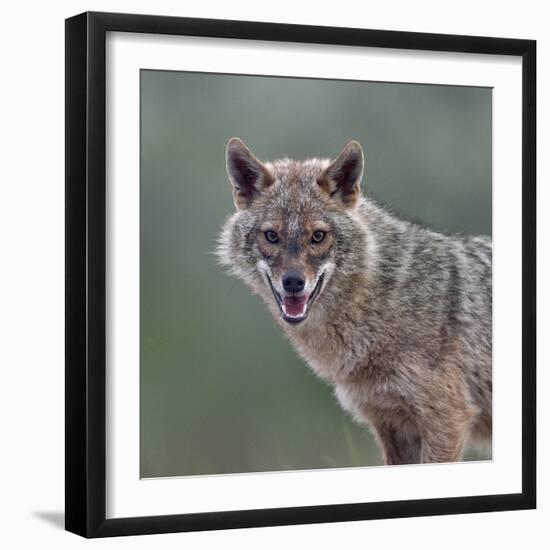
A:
65 11 536 538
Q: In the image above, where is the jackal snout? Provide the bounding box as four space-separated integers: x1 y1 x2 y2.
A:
281 270 306 295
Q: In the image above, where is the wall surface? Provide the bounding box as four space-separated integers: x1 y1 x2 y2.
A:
0 1 546 548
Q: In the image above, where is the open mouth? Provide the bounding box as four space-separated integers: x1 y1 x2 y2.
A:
267 273 325 324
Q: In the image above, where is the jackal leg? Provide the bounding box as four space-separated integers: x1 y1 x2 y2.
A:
371 419 423 465
373 411 475 465
415 362 479 463
418 409 477 463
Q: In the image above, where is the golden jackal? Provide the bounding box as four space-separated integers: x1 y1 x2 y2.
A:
217 138 492 465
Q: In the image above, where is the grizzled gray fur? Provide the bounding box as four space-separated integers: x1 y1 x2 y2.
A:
217 137 492 465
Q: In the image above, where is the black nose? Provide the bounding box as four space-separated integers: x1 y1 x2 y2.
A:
282 271 306 294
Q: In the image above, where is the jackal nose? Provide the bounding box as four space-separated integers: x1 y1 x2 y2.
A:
282 271 306 294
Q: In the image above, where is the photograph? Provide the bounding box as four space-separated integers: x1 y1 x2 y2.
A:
139 69 493 479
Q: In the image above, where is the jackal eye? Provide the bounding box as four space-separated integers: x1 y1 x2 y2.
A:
311 230 326 244
264 230 279 244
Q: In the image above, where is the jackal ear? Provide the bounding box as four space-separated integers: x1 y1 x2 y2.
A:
318 141 364 209
225 138 274 210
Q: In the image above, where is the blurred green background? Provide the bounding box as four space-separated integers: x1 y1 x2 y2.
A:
140 70 492 478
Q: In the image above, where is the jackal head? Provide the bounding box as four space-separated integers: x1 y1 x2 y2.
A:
217 138 367 326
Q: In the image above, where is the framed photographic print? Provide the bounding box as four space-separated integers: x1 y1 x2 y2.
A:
65 11 536 538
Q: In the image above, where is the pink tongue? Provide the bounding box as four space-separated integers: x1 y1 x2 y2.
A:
282 295 308 317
